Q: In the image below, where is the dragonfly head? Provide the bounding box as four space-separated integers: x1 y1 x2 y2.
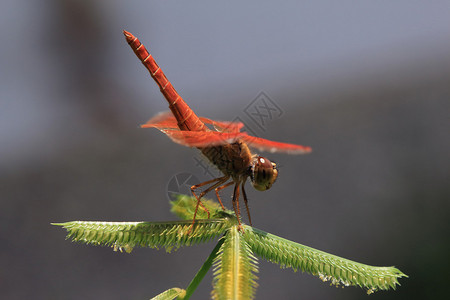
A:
249 156 278 191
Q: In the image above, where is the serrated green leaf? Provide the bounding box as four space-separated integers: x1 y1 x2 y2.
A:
53 220 230 252
243 226 407 294
151 287 185 300
170 195 234 221
211 226 258 300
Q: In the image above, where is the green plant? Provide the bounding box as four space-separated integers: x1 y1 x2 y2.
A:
54 195 407 299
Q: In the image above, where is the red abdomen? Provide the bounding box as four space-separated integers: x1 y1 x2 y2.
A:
124 30 206 132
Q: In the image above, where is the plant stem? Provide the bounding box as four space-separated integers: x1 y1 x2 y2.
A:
181 237 226 300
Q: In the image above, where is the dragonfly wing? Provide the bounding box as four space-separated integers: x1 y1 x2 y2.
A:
161 130 246 148
142 112 244 133
242 134 312 154
140 112 308 152
141 112 245 147
141 111 179 130
199 117 244 133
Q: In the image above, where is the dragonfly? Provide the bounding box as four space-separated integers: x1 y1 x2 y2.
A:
123 30 311 232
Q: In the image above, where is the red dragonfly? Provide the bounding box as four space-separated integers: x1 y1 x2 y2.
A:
124 30 311 231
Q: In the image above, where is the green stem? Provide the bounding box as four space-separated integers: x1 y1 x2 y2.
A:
181 236 226 300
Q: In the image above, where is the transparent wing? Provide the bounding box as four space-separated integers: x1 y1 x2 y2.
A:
159 130 246 148
241 135 312 154
199 117 244 133
142 112 244 133
141 111 311 153
141 111 179 130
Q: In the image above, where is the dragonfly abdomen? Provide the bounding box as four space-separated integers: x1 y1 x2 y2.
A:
124 30 206 132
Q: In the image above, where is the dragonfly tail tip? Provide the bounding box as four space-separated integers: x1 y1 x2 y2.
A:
122 30 134 42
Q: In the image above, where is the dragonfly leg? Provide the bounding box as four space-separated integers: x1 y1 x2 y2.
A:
189 176 229 234
191 177 224 218
214 181 235 210
241 182 252 226
232 183 244 232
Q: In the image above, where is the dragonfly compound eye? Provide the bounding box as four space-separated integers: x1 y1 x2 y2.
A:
250 156 278 191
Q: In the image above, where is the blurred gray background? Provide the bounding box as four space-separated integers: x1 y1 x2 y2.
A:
1 1 449 299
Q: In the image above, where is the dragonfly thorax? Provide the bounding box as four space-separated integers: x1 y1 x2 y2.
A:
249 156 278 191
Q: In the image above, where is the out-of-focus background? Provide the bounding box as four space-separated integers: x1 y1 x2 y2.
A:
1 1 449 299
